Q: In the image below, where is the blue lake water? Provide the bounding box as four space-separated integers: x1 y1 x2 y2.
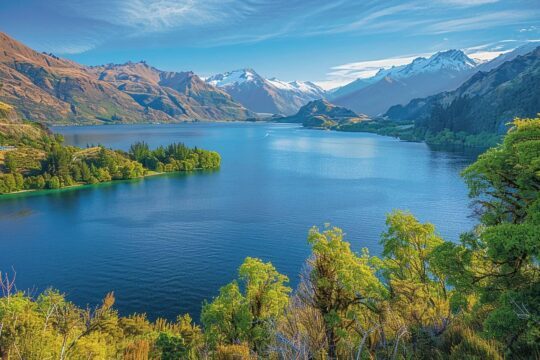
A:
0 122 477 320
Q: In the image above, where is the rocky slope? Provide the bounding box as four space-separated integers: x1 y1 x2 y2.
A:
385 46 540 134
89 62 253 121
207 69 325 115
0 32 251 124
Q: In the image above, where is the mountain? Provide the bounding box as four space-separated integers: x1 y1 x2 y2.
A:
476 41 540 73
278 99 368 128
327 78 375 99
0 32 251 124
385 46 540 134
89 62 253 121
330 50 478 116
207 69 325 115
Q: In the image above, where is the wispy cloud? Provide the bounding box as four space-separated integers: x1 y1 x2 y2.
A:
435 0 499 6
315 53 432 89
424 10 538 34
67 0 261 33
519 25 538 33
316 36 539 90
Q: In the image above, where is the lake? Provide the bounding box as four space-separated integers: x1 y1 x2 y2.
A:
0 122 477 320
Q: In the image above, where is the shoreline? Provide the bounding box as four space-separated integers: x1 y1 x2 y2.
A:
0 168 216 199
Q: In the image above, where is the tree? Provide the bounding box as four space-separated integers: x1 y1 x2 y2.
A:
380 211 448 328
238 257 291 351
46 144 71 179
201 282 252 347
202 258 290 352
4 152 17 173
301 226 386 359
432 118 540 357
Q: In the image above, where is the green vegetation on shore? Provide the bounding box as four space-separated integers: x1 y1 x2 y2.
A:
1 118 538 359
0 103 221 195
333 120 502 148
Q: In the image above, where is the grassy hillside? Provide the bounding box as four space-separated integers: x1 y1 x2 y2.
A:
0 102 221 194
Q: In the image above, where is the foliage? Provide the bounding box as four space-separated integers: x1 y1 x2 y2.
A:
1 119 538 358
0 136 220 195
432 118 540 357
129 141 220 173
336 119 501 148
202 257 290 354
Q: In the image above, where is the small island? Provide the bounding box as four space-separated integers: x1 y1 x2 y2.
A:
0 102 221 195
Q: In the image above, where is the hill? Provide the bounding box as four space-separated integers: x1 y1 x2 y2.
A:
278 99 369 128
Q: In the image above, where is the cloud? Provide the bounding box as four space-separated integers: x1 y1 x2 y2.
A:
315 53 432 90
316 37 539 90
435 0 499 6
424 10 538 34
67 0 261 33
519 26 538 33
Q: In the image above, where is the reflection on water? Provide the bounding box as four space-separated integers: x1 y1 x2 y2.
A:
0 208 33 220
0 123 478 320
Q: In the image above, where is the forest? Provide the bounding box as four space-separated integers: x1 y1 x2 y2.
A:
0 135 221 195
0 118 538 359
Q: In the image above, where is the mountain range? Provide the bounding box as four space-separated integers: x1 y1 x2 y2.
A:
0 30 537 134
0 32 252 124
206 69 325 115
385 46 540 135
328 50 479 116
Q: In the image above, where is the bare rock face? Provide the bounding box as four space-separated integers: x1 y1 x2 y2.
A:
0 32 252 124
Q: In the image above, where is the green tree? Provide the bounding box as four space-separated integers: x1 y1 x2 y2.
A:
380 211 448 328
432 118 540 357
301 226 386 359
4 152 17 173
238 257 291 350
201 282 252 347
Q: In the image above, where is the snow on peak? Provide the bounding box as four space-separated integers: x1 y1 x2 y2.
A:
208 69 325 98
207 68 261 87
373 50 476 81
267 77 295 90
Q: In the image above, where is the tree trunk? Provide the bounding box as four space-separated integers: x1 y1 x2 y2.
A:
327 328 337 360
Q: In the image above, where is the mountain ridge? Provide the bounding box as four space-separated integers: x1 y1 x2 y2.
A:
385 46 540 134
0 32 252 124
329 50 478 116
207 68 325 115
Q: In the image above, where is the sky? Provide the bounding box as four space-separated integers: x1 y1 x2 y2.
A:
0 0 539 89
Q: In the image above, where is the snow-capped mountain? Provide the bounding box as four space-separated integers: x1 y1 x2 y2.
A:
373 50 476 81
206 69 325 115
330 50 478 116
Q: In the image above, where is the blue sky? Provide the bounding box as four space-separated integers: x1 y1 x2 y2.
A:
1 0 538 88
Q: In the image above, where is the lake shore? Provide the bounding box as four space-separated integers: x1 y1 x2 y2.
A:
0 169 209 199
